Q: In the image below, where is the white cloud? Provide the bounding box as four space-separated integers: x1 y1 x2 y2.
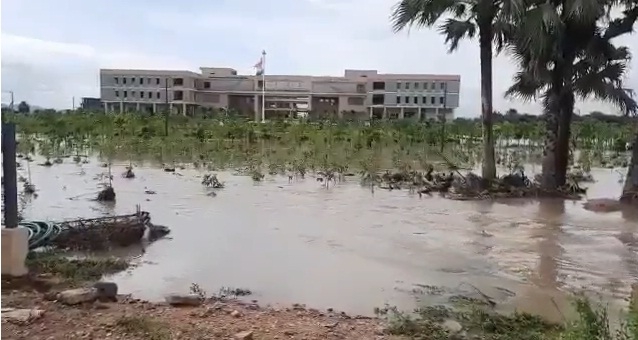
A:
1 0 636 116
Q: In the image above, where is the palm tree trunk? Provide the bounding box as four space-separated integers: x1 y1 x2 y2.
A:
479 24 496 181
620 132 638 204
555 92 575 186
541 113 559 189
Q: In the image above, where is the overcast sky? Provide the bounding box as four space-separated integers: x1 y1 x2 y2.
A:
1 0 636 117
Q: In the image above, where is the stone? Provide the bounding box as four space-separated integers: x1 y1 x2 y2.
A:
58 288 98 305
164 294 202 307
93 282 118 302
2 308 45 323
231 310 241 318
442 319 463 333
234 330 254 339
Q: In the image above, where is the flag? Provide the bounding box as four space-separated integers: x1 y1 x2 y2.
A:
253 51 265 76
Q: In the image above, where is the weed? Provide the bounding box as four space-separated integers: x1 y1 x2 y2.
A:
26 251 129 283
115 315 171 340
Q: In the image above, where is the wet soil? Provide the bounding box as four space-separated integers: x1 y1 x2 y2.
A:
18 159 638 322
1 290 399 340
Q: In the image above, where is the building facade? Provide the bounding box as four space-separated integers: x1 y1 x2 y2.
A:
99 67 460 121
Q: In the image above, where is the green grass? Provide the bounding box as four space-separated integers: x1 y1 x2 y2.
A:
382 298 638 340
26 251 130 283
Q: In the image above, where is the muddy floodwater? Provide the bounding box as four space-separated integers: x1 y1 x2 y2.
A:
19 159 638 321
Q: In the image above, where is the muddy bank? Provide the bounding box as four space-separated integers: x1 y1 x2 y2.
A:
1 289 398 340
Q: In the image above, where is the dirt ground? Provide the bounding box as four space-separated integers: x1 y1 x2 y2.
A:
1 288 402 340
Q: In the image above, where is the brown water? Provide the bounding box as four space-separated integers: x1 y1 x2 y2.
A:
19 159 638 319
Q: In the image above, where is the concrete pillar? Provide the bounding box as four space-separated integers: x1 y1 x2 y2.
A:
153 103 157 114
368 106 373 119
382 107 388 120
1 228 29 276
399 107 405 119
417 107 422 121
136 102 140 112
169 103 174 115
119 102 123 114
182 103 186 116
103 102 108 114
254 95 259 121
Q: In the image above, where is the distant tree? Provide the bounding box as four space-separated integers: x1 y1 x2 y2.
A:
17 101 30 114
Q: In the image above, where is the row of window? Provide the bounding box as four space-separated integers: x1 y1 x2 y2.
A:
113 77 184 86
398 96 446 105
398 82 447 90
115 90 161 99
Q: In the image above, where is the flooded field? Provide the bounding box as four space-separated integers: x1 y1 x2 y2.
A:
18 158 637 321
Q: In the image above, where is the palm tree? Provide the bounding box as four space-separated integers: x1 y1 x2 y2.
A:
505 0 637 190
390 0 516 181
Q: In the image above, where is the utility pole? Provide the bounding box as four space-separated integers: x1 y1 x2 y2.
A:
164 78 170 136
72 96 76 110
440 82 448 153
2 122 18 228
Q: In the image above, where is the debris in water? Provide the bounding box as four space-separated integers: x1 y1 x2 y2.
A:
202 174 224 188
122 167 135 179
97 186 116 201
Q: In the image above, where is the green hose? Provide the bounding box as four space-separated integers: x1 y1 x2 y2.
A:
17 220 64 250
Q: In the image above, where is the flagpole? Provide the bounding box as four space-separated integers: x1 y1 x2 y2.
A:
261 50 266 123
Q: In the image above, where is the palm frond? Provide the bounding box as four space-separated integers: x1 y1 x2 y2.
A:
439 18 477 51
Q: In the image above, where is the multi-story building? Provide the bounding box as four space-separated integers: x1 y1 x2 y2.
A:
99 67 460 121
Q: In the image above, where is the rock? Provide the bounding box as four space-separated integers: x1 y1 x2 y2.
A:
57 288 98 305
234 330 254 339
442 319 463 333
93 282 118 302
2 308 45 323
164 294 202 307
231 310 242 318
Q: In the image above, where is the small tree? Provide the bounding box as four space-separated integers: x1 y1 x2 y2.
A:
17 101 30 114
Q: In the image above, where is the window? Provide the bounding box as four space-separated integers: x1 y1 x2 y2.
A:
371 94 384 105
397 82 401 90
404 96 409 104
414 82 419 89
413 97 418 104
173 78 184 86
347 97 364 105
156 78 160 85
440 97 445 105
173 90 184 101
431 82 436 89
422 96 427 104
204 81 210 89
131 77 135 84
140 92 145 98
123 78 127 85
257 80 264 88
440 82 446 90
114 77 119 84
405 82 410 90
115 90 119 97
140 78 144 85
423 82 428 90
148 92 153 98
397 96 401 104
156 92 160 99
372 82 385 90
431 97 435 104
356 84 366 93
123 91 128 98
131 91 136 97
